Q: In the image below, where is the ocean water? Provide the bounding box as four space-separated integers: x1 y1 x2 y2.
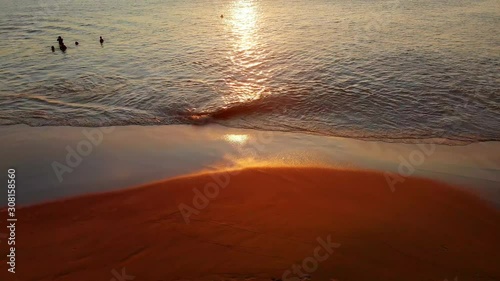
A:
0 0 499 143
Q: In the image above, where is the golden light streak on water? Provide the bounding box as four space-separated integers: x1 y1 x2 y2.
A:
224 0 266 105
224 133 249 144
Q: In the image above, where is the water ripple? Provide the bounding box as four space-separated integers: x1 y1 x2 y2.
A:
0 0 499 144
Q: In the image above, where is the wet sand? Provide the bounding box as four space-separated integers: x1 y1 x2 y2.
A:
1 125 499 207
1 167 499 281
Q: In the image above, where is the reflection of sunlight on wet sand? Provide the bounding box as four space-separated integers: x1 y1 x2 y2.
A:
224 134 249 144
224 0 266 105
231 0 257 51
214 132 352 171
204 153 351 174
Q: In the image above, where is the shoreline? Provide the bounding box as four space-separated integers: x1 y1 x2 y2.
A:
3 123 499 146
1 124 499 207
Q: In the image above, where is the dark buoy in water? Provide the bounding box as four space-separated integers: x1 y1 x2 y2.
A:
75 41 79 45
51 46 55 52
99 36 104 44
220 14 224 18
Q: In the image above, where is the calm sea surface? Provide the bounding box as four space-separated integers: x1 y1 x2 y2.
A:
0 0 499 143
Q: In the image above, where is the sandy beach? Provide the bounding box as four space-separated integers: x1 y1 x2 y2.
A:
1 166 499 281
0 125 499 281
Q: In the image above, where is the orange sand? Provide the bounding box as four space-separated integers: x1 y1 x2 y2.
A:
1 167 499 281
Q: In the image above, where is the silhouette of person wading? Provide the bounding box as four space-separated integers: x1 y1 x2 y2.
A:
57 36 67 52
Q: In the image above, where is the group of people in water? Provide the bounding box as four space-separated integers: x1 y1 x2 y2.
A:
52 36 104 52
50 14 227 53
51 14 227 52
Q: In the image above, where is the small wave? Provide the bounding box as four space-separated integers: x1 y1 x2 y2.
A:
25 29 43 34
2 88 499 146
0 26 20 32
184 94 301 121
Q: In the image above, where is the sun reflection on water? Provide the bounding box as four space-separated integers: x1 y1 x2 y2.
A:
231 0 258 51
224 0 267 105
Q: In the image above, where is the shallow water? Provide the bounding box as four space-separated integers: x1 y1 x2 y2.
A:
0 0 499 143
